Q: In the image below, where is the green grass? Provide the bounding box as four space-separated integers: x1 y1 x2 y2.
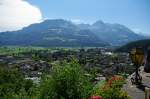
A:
0 46 46 55
0 46 103 56
0 46 79 55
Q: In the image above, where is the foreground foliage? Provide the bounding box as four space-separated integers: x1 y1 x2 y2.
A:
92 76 130 99
0 67 35 98
0 60 130 99
39 60 92 99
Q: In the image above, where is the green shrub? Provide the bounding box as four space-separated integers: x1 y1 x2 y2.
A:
39 60 93 99
0 67 35 98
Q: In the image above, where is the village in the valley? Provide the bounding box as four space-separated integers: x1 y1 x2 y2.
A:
0 48 132 79
1 47 150 99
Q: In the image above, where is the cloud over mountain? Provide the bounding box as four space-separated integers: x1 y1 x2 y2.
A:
0 0 42 32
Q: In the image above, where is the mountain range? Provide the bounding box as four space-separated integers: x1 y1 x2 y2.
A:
0 19 145 47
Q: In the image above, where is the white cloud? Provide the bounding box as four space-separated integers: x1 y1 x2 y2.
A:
71 19 83 24
0 0 42 32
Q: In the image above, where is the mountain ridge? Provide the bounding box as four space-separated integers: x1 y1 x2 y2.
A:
77 20 144 45
0 19 145 47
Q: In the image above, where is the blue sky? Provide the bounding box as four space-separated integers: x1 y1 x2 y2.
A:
0 0 149 34
26 0 150 34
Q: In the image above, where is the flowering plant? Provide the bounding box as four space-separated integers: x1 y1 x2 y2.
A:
92 75 130 99
89 96 101 99
102 76 124 91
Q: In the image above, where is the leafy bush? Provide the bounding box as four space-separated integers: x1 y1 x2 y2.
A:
0 67 35 98
39 60 93 99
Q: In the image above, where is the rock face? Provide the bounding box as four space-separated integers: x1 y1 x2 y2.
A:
0 19 145 47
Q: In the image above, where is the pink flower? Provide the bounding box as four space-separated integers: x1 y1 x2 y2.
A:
89 96 102 99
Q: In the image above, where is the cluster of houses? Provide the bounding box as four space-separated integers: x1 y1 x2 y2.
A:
0 48 133 82
0 55 51 78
